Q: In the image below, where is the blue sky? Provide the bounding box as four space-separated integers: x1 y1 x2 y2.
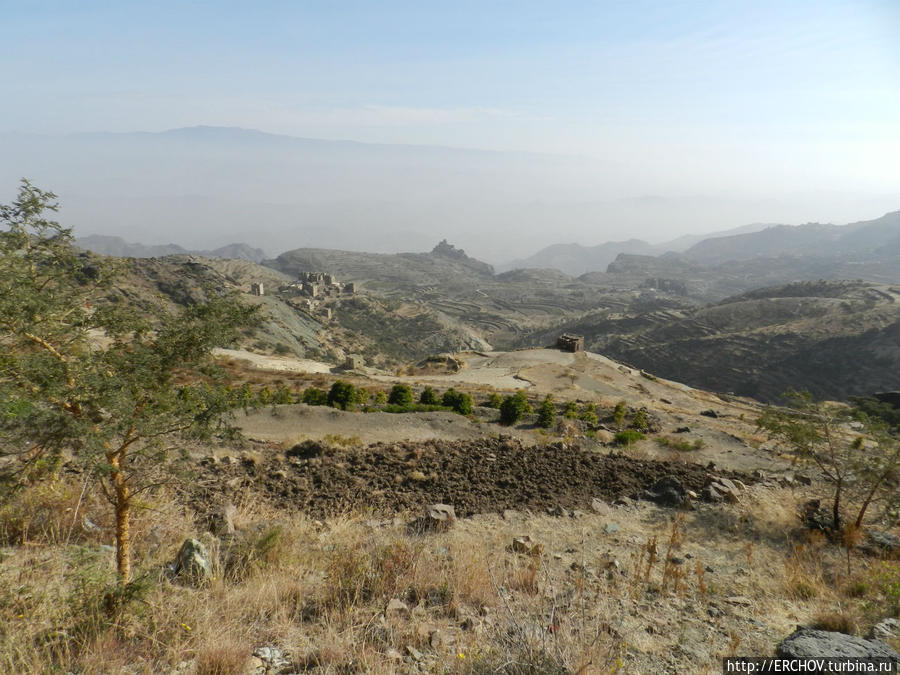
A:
2 0 899 196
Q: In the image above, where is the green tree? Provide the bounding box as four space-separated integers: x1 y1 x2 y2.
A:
536 394 556 429
631 409 649 431
302 387 328 406
419 386 439 405
612 400 627 428
0 181 257 583
388 383 413 407
758 390 900 532
373 390 388 405
500 390 531 426
327 380 357 410
272 386 294 405
563 400 578 419
441 388 473 415
486 392 503 409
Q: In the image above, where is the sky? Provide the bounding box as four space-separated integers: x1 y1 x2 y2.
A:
1 1 899 257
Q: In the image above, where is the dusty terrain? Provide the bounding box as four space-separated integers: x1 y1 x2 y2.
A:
3 346 898 675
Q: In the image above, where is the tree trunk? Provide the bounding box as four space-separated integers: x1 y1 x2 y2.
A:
832 479 843 533
109 451 131 584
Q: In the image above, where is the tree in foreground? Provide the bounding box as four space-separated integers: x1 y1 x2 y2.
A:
388 383 413 407
536 394 556 428
0 180 257 583
441 388 473 415
327 380 357 410
419 385 438 405
499 390 532 426
757 390 900 533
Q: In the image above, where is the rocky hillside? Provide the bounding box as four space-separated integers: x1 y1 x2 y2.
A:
524 280 900 402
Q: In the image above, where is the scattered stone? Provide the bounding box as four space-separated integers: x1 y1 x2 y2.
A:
705 565 715 573
251 646 291 673
863 530 900 558
603 522 621 534
707 607 724 619
406 645 424 661
675 427 691 433
777 628 900 661
418 503 456 532
644 476 689 507
796 474 812 486
547 505 570 517
512 535 543 556
386 648 403 661
171 538 212 585
869 619 900 641
429 628 449 650
591 498 611 514
386 598 410 617
700 409 719 418
668 556 685 565
725 596 753 606
209 502 236 535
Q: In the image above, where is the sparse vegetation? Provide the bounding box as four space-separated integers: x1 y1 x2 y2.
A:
499 390 532 426
655 436 704 451
614 430 645 446
441 388 474 415
327 380 357 411
388 383 414 406
419 385 439 405
536 394 556 428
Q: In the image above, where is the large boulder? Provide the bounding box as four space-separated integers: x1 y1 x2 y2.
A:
643 476 689 507
776 627 900 661
171 538 213 585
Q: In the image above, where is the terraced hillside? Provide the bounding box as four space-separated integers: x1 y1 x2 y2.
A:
524 281 900 402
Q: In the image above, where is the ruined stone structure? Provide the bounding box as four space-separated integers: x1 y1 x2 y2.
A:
250 282 264 296
557 333 584 352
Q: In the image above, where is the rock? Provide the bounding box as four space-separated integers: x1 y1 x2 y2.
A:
675 427 691 433
776 627 900 661
546 505 570 517
702 484 723 503
725 596 753 606
251 646 291 672
668 556 685 565
429 629 449 650
796 474 812 486
863 530 900 558
425 503 456 528
386 598 410 617
645 476 689 507
172 538 212 585
512 535 543 556
406 645 424 661
700 409 718 418
603 522 621 534
386 648 403 661
870 619 900 641
209 502 236 535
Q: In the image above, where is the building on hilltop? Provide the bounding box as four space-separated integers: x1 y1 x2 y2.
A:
557 333 584 352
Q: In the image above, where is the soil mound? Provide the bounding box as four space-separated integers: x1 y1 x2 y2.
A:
192 438 749 519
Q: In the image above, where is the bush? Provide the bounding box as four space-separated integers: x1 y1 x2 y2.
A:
374 390 388 405
631 409 649 431
486 392 503 409
273 386 294 405
419 386 439 405
441 388 474 415
536 395 556 429
612 400 627 427
614 430 645 446
579 402 598 425
563 400 578 419
327 380 357 410
655 436 704 451
302 387 328 406
388 384 413 406
500 391 531 426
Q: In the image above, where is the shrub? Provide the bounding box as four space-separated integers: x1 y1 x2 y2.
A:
272 386 294 405
419 386 439 405
327 380 357 410
612 400 627 428
441 388 474 415
562 400 578 419
579 402 598 425
536 395 556 429
500 391 531 426
631 409 649 431
655 437 704 451
388 384 413 406
614 430 645 446
374 390 388 405
486 392 503 409
302 387 328 406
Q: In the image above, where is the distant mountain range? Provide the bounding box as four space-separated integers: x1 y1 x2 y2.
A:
500 223 771 275
76 235 267 262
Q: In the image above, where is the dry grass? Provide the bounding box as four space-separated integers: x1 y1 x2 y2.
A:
4 474 900 673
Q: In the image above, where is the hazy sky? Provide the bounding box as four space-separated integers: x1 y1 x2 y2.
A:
1 1 899 257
